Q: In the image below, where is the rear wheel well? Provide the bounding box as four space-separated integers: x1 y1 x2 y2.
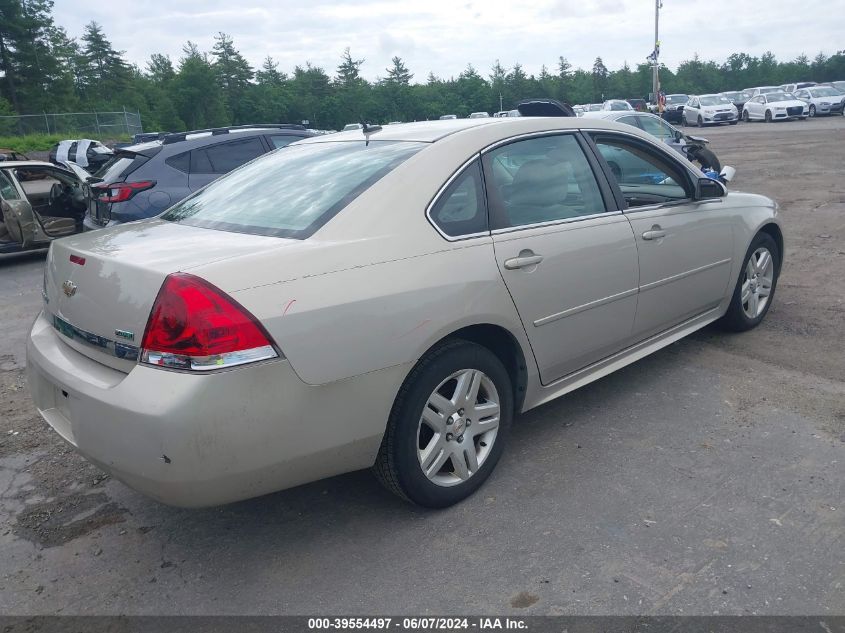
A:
435 324 529 413
759 223 784 272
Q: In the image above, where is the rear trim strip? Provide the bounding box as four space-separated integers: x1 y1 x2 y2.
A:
52 314 139 362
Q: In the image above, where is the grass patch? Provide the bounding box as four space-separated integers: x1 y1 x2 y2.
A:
0 133 132 154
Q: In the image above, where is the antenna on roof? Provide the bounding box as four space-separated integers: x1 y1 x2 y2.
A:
360 122 382 146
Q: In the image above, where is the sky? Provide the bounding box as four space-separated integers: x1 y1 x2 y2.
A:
53 0 843 82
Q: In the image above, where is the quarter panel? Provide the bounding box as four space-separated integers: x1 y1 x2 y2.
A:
229 240 535 386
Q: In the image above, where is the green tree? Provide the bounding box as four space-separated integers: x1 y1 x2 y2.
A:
210 32 254 123
171 41 228 129
591 57 608 101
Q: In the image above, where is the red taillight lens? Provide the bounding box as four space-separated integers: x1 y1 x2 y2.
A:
95 180 155 203
140 273 278 371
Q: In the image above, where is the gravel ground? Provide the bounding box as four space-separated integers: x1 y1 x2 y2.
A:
0 116 843 615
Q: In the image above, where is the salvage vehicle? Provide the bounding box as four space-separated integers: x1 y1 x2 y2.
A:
48 139 113 173
660 94 689 123
742 92 808 122
681 94 739 126
0 161 85 254
720 90 752 118
28 117 782 508
794 86 845 117
582 110 723 172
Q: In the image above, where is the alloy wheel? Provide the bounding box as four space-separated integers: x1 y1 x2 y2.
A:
809 105 816 117
740 247 775 319
416 368 501 487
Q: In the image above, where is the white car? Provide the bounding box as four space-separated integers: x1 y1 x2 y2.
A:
342 123 363 132
794 86 845 117
469 112 490 119
780 82 815 94
746 86 782 97
601 99 633 111
682 94 738 127
742 91 808 122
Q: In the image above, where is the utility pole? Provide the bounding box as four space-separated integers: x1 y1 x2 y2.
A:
499 93 503 112
653 0 661 111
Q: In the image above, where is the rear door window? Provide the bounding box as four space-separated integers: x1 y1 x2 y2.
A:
268 135 304 149
93 153 149 182
203 137 266 173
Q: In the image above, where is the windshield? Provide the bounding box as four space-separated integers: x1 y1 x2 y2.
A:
722 92 740 100
609 101 631 110
163 140 424 239
810 87 842 97
767 92 794 103
699 95 732 106
666 94 688 104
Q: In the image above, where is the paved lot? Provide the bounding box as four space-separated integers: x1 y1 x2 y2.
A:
1 118 843 615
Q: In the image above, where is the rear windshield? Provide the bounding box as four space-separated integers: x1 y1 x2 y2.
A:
162 140 425 239
93 153 149 183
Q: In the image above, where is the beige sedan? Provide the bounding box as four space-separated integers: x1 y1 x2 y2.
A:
27 117 783 508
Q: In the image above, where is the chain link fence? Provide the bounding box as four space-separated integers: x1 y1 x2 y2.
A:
0 109 143 138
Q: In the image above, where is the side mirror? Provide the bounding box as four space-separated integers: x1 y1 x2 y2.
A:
674 130 683 142
695 177 726 200
677 105 684 111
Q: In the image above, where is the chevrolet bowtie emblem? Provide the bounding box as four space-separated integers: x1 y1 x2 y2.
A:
61 280 77 297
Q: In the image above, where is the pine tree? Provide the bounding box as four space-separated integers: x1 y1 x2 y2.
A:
210 32 254 124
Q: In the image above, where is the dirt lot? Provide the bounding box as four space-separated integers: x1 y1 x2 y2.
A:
0 117 843 615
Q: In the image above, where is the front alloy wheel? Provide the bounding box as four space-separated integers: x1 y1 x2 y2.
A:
374 340 513 507
720 232 780 332
809 104 816 117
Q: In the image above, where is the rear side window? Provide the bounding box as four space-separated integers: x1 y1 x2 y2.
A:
163 140 424 239
166 152 190 173
195 137 266 174
93 153 149 182
428 160 487 238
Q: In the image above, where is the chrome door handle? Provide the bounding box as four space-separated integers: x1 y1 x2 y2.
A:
503 252 544 270
642 226 666 240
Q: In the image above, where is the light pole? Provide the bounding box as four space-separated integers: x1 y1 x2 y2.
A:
652 0 662 111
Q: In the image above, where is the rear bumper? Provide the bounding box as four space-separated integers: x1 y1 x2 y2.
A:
26 311 405 507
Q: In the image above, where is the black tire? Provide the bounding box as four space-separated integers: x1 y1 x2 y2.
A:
765 110 773 122
729 120 738 125
809 104 816 118
373 339 513 508
719 232 780 332
692 147 721 172
697 115 704 128
742 109 750 122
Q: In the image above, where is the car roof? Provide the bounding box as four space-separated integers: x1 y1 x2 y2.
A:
123 127 312 154
298 116 656 147
0 160 60 168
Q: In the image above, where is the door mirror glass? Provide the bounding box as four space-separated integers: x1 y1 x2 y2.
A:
695 177 726 200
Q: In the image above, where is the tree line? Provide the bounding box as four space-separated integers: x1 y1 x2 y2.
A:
1 0 844 132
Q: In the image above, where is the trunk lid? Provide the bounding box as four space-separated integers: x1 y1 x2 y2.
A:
45 220 290 372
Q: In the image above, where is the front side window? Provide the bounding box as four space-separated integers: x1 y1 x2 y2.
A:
164 140 424 239
590 134 691 208
428 160 487 238
483 134 606 229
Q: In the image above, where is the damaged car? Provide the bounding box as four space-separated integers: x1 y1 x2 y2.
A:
0 161 85 254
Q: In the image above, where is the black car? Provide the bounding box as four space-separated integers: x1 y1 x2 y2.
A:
721 91 752 118
78 124 314 230
49 139 113 173
660 94 689 123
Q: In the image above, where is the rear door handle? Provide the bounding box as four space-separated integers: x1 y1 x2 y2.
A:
503 251 544 270
642 225 666 240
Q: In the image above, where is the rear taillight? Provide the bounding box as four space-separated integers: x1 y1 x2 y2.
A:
94 180 155 203
140 273 279 371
